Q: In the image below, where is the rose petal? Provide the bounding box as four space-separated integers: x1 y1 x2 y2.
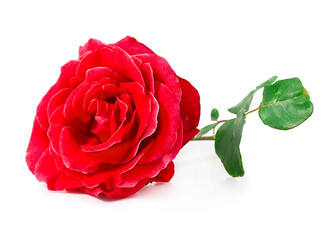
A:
134 92 159 146
109 101 119 136
47 87 73 119
85 66 129 84
26 118 49 173
179 77 200 146
50 146 83 180
60 126 100 173
120 82 152 144
131 55 142 68
106 92 159 167
182 128 199 147
139 62 155 94
82 111 137 153
138 81 181 164
113 36 155 55
80 139 154 189
79 38 107 59
134 54 182 102
36 60 79 130
119 124 182 188
69 76 84 88
107 178 150 199
34 149 82 190
76 47 145 87
64 81 92 124
48 105 68 155
89 100 113 141
150 161 175 183
79 178 150 199
58 60 80 87
78 152 134 189
88 140 133 165
116 97 128 125
36 86 61 130
83 83 111 114
118 93 133 117
85 67 112 82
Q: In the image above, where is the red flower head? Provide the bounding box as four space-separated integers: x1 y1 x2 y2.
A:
26 37 200 199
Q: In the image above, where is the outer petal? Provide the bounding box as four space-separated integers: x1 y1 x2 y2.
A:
26 118 49 173
179 77 200 146
79 38 107 59
79 178 150 199
137 81 181 164
119 124 182 188
107 178 150 199
79 139 154 190
134 54 182 102
34 149 82 190
113 36 155 55
36 60 79 130
182 128 200 147
150 161 175 183
47 88 73 119
36 84 62 130
48 105 68 155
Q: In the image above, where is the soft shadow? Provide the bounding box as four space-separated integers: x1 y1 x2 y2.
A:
221 177 246 195
133 182 174 199
55 183 173 202
56 188 118 202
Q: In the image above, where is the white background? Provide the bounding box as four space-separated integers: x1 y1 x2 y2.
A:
1 0 325 239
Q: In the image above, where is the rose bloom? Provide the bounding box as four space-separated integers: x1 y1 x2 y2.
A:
26 37 200 199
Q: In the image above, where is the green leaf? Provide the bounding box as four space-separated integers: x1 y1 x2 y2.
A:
228 76 277 114
214 113 246 177
259 78 313 130
211 108 219 121
194 123 218 139
256 75 278 89
228 90 255 114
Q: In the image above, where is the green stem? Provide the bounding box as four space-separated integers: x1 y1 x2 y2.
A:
192 105 262 141
217 119 228 124
192 135 215 141
245 106 261 115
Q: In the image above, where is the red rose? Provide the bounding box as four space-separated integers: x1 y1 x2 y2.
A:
26 36 200 199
